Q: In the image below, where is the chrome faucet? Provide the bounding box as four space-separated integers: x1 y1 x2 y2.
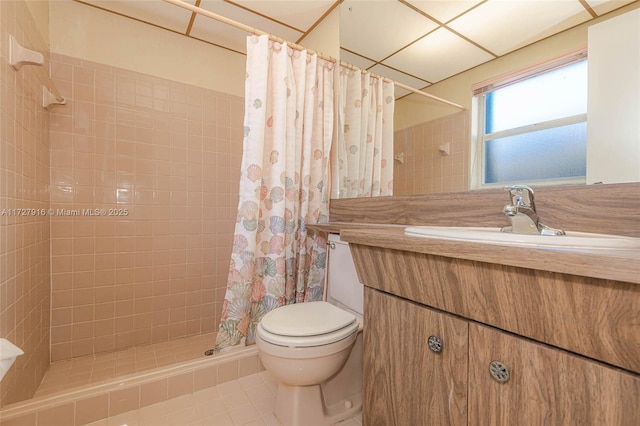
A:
501 185 565 236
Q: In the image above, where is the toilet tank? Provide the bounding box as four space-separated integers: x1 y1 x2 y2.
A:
327 234 364 316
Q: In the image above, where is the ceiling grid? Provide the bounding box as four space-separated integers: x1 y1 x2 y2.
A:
72 0 638 98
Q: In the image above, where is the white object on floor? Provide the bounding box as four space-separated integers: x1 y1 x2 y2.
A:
0 338 24 381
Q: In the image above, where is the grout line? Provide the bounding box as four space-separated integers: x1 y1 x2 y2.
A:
1 346 259 420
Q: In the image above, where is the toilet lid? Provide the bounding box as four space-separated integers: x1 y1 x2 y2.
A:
257 319 358 347
260 301 356 337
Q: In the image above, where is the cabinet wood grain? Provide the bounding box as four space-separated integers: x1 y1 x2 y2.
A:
351 244 640 374
341 227 639 286
364 288 468 426
469 323 640 425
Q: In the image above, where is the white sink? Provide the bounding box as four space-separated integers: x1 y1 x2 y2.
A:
404 226 640 251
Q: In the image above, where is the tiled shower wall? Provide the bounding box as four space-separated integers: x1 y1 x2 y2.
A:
393 110 470 195
48 54 243 361
0 1 51 407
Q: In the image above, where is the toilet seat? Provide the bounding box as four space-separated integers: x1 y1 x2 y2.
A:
257 301 358 347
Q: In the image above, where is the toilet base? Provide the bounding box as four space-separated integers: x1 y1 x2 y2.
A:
275 383 362 426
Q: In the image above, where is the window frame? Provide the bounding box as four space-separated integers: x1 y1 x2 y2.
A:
470 50 588 189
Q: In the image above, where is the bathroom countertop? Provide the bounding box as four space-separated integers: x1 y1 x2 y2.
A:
339 226 640 285
307 222 405 234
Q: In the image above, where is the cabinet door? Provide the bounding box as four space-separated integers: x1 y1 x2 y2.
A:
364 288 468 426
469 323 640 425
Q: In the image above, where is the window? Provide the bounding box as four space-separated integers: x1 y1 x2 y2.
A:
471 53 588 188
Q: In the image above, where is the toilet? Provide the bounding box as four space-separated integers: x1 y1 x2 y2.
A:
255 233 363 426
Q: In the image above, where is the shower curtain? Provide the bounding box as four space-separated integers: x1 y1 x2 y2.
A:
214 35 333 351
331 67 395 198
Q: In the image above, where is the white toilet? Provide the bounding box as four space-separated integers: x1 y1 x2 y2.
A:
255 233 363 426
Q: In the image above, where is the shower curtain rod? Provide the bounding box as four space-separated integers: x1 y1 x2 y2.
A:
338 62 465 109
162 0 465 110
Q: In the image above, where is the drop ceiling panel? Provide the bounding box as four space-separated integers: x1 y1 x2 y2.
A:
585 0 637 16
383 27 494 83
191 0 303 52
189 16 251 52
340 49 376 70
448 0 592 56
405 0 484 23
368 64 430 91
73 0 639 95
232 0 337 32
340 0 439 61
82 0 197 33
393 86 412 98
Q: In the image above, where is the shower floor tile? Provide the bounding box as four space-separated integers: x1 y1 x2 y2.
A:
35 333 216 398
82 371 363 426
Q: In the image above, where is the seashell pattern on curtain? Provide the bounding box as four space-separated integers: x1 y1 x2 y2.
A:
331 66 395 198
214 35 333 351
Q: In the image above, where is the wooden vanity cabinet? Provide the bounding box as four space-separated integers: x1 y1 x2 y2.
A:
364 288 640 426
364 288 468 426
468 323 640 426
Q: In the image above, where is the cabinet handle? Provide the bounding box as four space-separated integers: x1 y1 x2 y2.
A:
428 335 443 353
489 361 510 383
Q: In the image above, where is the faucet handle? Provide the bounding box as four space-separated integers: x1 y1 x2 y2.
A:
504 185 536 211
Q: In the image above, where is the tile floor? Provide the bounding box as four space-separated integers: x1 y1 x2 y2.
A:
82 371 362 426
36 333 216 397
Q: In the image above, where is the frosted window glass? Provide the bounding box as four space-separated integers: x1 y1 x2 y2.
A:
485 122 587 184
485 61 587 133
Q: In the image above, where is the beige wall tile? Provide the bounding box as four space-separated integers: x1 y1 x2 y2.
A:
36 403 75 426
140 378 168 408
168 372 194 399
75 394 109 425
0 413 37 426
0 0 51 406
3 4 241 404
193 365 218 392
238 355 260 377
109 386 140 416
393 110 470 195
217 360 239 384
